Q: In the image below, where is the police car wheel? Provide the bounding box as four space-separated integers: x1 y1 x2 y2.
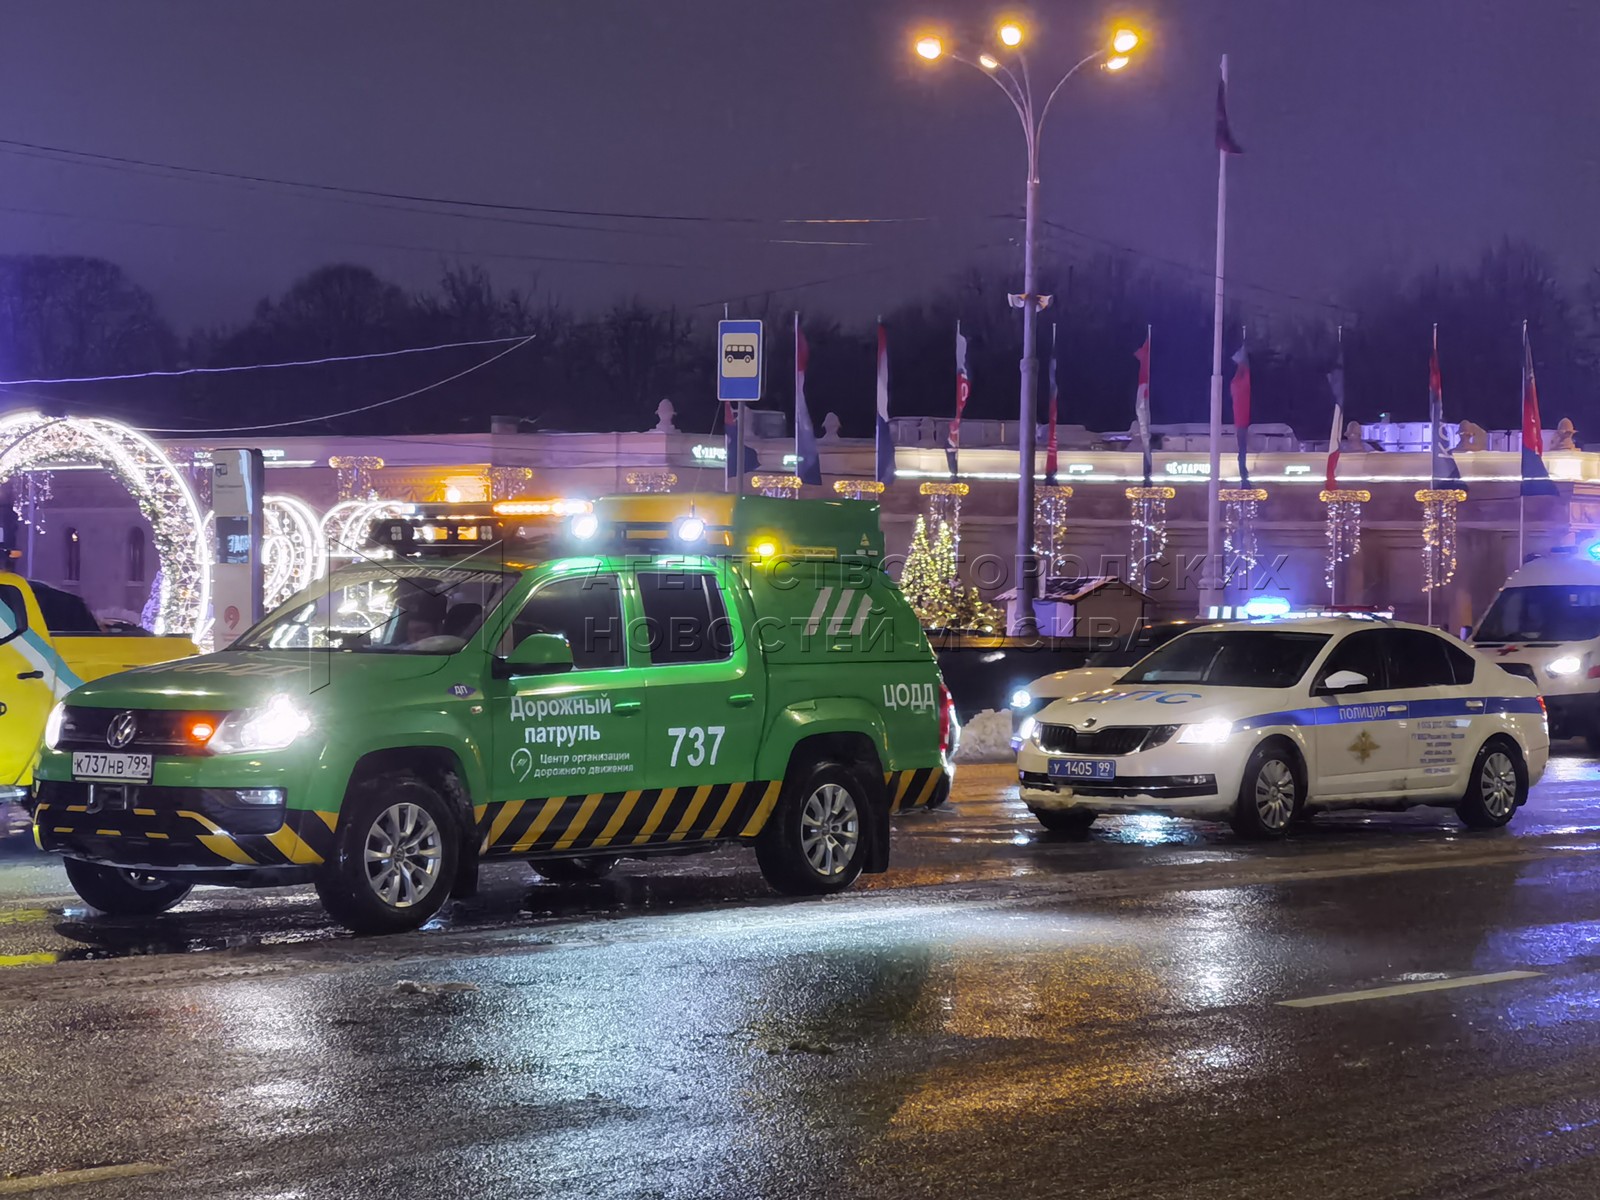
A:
62 858 192 916
1457 740 1526 830
756 761 869 896
1230 742 1301 840
316 772 460 935
533 856 619 884
1031 808 1097 837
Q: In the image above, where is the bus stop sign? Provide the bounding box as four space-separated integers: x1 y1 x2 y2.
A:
718 319 762 402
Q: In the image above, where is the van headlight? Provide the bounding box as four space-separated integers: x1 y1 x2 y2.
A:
1017 716 1039 745
1547 655 1583 677
207 695 312 754
43 702 66 750
1010 688 1032 709
1177 718 1235 745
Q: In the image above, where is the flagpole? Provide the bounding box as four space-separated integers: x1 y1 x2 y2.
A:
1144 322 1152 578
1330 324 1342 608
1519 318 1527 568
1203 54 1230 618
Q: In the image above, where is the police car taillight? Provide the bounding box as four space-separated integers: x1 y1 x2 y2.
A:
937 682 955 755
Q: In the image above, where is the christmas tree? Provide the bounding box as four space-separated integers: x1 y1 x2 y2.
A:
898 516 999 631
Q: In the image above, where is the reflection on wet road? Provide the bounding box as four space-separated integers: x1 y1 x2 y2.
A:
4 753 1600 1196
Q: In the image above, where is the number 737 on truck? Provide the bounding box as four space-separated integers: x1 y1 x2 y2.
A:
26 494 956 933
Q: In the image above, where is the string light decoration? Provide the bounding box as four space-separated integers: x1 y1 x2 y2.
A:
896 513 1000 633
1219 487 1269 584
262 495 328 609
0 412 208 635
1033 484 1074 582
1320 488 1370 594
919 480 969 551
624 470 678 494
1125 486 1175 591
489 466 534 499
328 455 385 502
833 479 886 501
751 473 803 498
1416 488 1468 592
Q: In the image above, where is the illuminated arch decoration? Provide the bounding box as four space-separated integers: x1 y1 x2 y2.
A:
263 495 328 610
0 412 208 635
319 499 407 561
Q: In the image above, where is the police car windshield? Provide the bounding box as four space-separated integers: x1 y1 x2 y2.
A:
1118 630 1331 689
233 564 512 653
1476 585 1600 642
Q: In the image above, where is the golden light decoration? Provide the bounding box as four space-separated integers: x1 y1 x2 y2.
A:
0 412 208 635
1219 487 1269 583
1033 484 1075 582
624 470 679 494
919 480 969 551
1125 486 1175 591
489 466 534 500
1416 488 1468 592
833 479 886 500
328 455 385 502
1320 489 1371 595
751 473 804 498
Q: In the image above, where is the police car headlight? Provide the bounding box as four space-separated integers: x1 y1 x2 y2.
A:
43 702 66 750
1547 655 1583 677
208 695 311 755
1010 688 1032 709
1177 718 1235 745
1017 716 1038 745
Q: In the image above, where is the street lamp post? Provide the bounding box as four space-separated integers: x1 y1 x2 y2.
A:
915 24 1139 637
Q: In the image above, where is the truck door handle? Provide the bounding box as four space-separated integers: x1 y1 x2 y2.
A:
16 670 42 680
728 693 755 707
614 699 642 714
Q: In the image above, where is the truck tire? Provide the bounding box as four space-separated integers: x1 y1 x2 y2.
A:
62 859 192 916
1457 739 1526 830
315 771 459 935
756 760 869 896
532 856 618 884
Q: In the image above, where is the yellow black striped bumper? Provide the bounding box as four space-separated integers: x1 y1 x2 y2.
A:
33 801 337 870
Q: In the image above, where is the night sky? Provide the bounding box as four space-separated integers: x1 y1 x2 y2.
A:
0 0 1593 334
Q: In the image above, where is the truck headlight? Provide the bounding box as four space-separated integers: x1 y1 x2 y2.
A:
207 695 311 754
44 702 65 750
1177 718 1235 745
1547 655 1583 677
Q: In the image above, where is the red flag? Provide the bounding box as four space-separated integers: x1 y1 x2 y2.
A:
946 321 970 477
1230 342 1251 486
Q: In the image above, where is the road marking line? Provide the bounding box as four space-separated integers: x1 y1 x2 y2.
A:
1278 970 1544 1008
0 1162 167 1193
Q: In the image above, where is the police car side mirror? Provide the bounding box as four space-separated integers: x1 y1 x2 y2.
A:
502 633 574 677
1321 670 1369 692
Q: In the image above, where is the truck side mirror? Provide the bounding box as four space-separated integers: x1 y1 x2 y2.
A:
503 632 574 676
1321 669 1368 692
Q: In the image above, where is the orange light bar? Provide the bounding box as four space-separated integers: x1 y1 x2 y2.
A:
492 499 593 517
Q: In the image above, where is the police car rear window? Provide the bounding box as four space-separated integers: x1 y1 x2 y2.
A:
1119 630 1330 689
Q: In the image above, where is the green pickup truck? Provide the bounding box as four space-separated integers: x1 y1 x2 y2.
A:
29 493 953 933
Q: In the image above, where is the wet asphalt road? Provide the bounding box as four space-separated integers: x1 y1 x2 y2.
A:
5 756 1600 1197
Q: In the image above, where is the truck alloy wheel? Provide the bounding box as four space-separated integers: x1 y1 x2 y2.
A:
756 760 870 895
363 802 445 909
316 771 460 934
801 783 860 878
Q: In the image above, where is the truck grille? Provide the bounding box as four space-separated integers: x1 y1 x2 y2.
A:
1036 724 1176 756
56 707 219 756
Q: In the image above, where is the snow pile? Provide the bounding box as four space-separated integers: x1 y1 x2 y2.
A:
954 708 1017 764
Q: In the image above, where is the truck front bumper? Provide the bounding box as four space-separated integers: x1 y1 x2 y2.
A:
33 780 335 871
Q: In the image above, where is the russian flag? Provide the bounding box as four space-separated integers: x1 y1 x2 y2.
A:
946 321 969 478
794 315 822 486
1325 344 1344 490
875 322 895 484
1521 323 1559 497
1230 340 1251 486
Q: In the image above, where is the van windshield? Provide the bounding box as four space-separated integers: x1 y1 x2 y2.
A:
1475 585 1600 642
1119 630 1331 689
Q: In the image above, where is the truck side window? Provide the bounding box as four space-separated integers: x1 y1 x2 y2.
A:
502 574 625 670
0 584 27 637
636 571 732 665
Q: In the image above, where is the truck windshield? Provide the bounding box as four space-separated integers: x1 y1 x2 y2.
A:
1119 630 1331 688
1475 585 1600 642
233 564 513 653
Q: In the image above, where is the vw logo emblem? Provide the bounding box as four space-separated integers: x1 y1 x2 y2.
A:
106 711 139 749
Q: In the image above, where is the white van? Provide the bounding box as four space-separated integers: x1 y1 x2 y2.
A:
1472 548 1600 748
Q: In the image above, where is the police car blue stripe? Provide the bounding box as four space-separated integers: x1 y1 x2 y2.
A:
1234 696 1541 731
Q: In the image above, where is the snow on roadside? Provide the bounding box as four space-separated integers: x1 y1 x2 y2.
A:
954 708 1016 764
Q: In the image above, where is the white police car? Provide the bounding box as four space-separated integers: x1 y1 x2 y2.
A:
1016 618 1548 839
